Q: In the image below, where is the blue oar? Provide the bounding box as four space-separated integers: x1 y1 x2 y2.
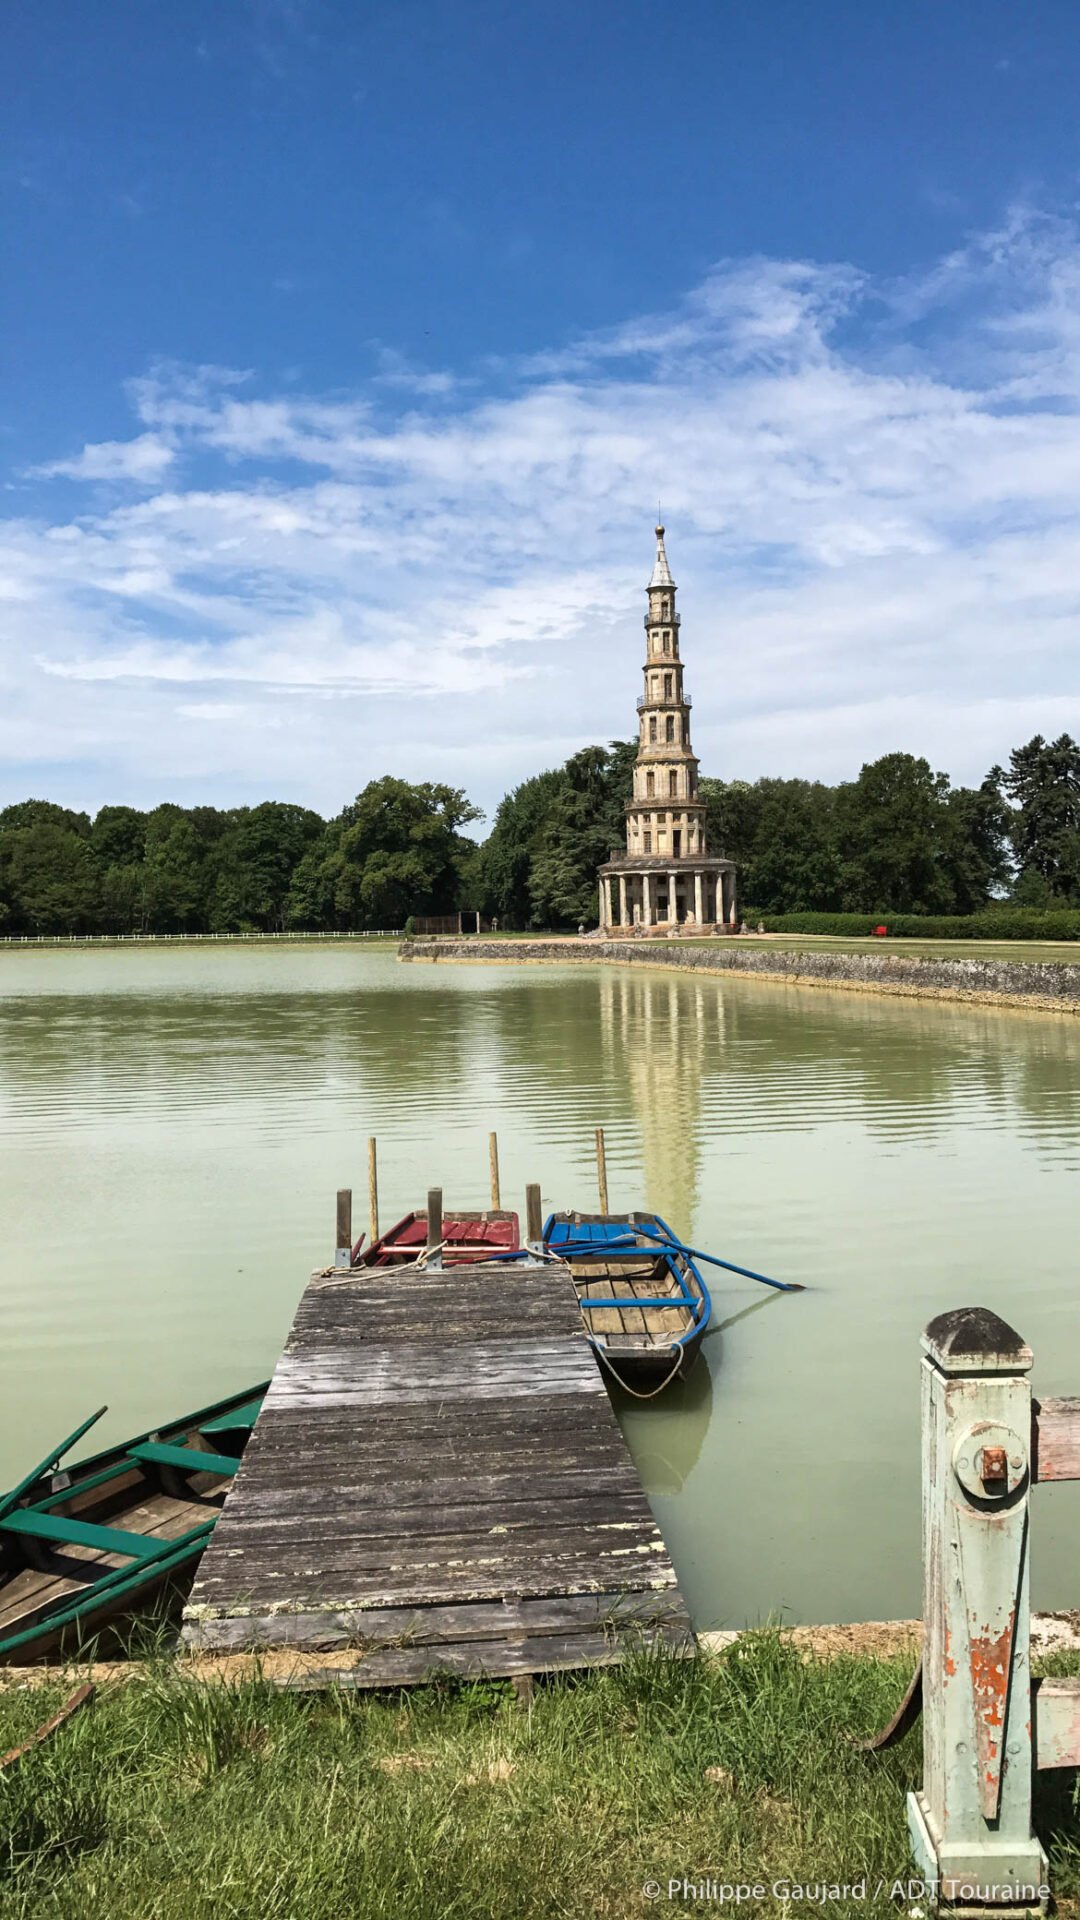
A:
549 1227 802 1294
633 1224 804 1293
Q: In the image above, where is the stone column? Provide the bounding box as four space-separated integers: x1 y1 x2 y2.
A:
694 871 703 925
668 871 678 924
598 879 607 930
619 874 628 929
642 873 653 926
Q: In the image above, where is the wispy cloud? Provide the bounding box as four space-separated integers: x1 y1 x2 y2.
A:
3 203 1080 814
31 433 176 483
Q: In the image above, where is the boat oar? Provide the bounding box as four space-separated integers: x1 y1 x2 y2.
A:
0 1406 109 1523
633 1225 804 1294
545 1226 803 1294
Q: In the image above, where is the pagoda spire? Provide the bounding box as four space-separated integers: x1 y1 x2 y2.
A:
649 522 674 590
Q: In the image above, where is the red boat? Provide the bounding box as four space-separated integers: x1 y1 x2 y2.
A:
352 1209 520 1268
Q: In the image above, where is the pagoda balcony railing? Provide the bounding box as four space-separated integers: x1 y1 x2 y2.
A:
644 612 680 627
637 694 691 711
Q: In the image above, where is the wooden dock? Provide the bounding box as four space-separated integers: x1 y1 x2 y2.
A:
182 1257 692 1685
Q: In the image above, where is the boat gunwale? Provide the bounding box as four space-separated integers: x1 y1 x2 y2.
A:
13 1381 271 1504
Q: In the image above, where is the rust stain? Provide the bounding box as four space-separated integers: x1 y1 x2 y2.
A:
944 1624 957 1679
969 1610 1016 1817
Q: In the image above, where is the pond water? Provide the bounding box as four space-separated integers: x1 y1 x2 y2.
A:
2 943 1079 1629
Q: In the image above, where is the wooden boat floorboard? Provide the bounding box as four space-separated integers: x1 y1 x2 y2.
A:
0 1493 226 1634
184 1260 692 1681
570 1257 692 1347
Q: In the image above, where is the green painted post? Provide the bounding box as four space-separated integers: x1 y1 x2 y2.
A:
909 1308 1047 1908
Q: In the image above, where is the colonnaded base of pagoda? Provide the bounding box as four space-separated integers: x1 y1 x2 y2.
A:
604 921 732 938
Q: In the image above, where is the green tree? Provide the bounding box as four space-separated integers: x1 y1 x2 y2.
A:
207 803 324 932
528 743 636 928
702 778 841 913
941 778 1012 914
0 800 92 837
139 806 212 932
0 819 101 933
835 753 956 914
476 768 566 927
996 734 1080 906
91 806 148 933
287 779 480 930
91 806 147 868
699 778 761 872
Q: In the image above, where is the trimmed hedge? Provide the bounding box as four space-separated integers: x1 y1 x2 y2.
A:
757 909 1080 941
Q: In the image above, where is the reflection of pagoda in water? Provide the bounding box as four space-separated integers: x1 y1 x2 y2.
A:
597 967 717 1234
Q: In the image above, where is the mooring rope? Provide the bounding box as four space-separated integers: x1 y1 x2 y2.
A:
592 1343 685 1400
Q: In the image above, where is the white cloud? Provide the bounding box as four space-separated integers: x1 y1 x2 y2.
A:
32 433 176 483
4 204 1080 815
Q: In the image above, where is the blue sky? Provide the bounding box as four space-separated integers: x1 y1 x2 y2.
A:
4 0 1080 822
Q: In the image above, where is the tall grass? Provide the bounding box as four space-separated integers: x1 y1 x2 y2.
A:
1 1635 1079 1918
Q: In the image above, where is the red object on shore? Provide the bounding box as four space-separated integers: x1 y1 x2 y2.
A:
874 924 888 937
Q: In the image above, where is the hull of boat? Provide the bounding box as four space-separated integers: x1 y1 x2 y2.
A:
0 1382 266 1663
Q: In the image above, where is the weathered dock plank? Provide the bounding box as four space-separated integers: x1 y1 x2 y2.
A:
183 1262 691 1682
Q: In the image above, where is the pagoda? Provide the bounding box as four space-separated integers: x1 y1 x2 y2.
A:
598 524 736 932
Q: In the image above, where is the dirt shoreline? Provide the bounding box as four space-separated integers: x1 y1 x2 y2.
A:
5 1613 1080 1691
399 937 1080 1014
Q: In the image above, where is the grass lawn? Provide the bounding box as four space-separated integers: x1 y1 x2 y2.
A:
3 1635 1080 1918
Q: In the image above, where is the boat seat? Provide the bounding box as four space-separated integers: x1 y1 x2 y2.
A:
200 1397 263 1434
127 1441 239 1478
0 1510 164 1559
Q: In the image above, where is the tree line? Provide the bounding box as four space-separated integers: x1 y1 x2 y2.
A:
1 736 1078 936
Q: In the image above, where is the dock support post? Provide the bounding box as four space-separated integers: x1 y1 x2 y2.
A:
426 1188 443 1265
909 1308 1045 1907
525 1183 542 1247
335 1189 353 1268
489 1132 501 1210
367 1138 379 1246
595 1127 609 1213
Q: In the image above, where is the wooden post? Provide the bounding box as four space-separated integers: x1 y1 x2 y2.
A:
595 1126 609 1213
909 1308 1045 1903
525 1183 542 1246
335 1189 353 1268
367 1137 379 1246
426 1187 443 1261
488 1132 501 1210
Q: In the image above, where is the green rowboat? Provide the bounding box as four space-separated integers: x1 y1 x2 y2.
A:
0 1382 267 1662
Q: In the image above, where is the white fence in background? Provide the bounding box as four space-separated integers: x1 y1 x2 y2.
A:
0 930 405 948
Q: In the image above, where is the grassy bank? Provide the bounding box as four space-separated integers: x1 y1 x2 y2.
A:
3 1636 1080 1919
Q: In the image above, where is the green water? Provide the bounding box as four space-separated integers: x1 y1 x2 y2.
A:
2 944 1079 1628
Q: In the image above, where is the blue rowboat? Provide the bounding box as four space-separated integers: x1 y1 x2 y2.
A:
543 1211 711 1394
